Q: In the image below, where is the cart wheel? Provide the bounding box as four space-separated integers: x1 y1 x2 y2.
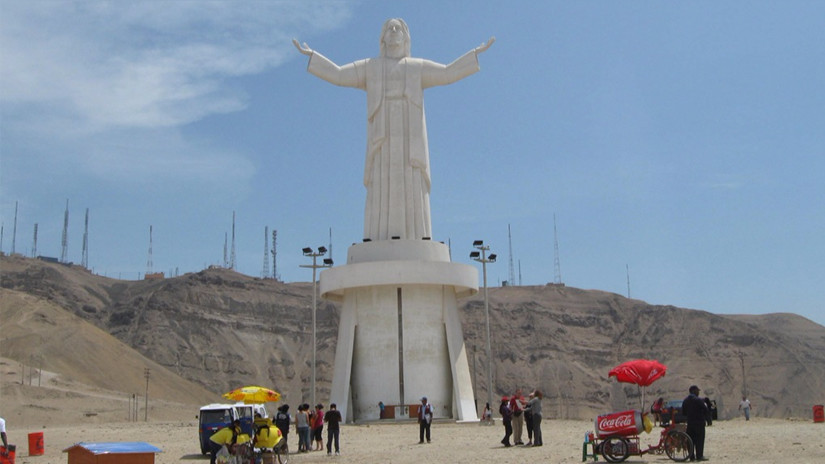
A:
664 430 693 462
275 442 289 464
601 437 630 463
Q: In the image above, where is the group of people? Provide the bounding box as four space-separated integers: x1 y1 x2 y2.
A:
206 402 342 463
277 402 343 456
498 388 544 448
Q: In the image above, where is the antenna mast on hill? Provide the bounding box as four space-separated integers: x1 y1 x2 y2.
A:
60 200 69 263
32 223 38 257
626 264 631 298
82 208 89 268
271 229 279 281
507 224 516 286
553 214 562 284
230 211 236 270
12 201 18 255
147 225 154 275
262 226 270 278
223 233 228 267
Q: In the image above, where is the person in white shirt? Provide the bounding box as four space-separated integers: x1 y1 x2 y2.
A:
739 396 752 420
0 416 8 448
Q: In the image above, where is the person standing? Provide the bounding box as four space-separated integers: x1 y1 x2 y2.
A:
524 392 534 445
418 396 433 443
499 396 513 447
739 396 752 421
312 404 325 451
651 397 665 426
325 403 343 456
295 404 310 452
274 405 291 450
525 390 543 447
509 389 525 445
682 385 709 461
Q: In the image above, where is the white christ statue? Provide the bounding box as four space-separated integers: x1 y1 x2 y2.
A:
294 18 494 241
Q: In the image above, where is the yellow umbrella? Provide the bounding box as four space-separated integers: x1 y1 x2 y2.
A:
222 385 281 404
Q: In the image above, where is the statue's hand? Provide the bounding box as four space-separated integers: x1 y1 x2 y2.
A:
292 38 313 56
475 36 495 54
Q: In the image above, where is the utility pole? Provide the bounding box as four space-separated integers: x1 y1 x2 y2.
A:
144 368 150 421
737 351 747 397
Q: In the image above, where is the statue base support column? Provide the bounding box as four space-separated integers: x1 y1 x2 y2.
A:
320 240 479 423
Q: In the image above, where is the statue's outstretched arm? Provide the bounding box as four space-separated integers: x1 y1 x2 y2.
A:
475 36 495 54
292 38 313 56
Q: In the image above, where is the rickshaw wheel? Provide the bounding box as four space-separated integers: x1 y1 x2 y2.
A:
601 437 630 463
274 441 289 464
664 430 693 462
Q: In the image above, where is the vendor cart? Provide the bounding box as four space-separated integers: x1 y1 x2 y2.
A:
583 410 693 463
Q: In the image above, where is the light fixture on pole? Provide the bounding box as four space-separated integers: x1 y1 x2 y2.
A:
470 239 496 418
301 245 333 407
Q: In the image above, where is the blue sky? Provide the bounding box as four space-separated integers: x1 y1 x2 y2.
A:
2 1 823 326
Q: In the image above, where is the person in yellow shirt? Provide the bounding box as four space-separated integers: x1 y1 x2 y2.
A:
209 420 241 464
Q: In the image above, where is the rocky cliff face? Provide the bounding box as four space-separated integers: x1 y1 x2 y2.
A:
2 254 823 420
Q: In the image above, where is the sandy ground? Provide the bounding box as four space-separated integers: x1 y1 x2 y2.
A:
3 417 824 464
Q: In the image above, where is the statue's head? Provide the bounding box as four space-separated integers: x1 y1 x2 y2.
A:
380 18 410 57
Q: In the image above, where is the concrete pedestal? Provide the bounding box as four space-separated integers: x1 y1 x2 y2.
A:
320 240 479 422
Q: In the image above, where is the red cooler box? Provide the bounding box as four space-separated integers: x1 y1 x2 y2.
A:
0 445 16 464
595 410 645 438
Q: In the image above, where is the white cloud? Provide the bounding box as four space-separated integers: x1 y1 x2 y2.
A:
0 0 353 185
1 1 349 132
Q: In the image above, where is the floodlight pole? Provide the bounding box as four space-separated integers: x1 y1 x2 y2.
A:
301 247 333 408
471 241 496 418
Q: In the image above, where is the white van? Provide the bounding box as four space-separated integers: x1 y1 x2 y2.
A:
197 403 269 454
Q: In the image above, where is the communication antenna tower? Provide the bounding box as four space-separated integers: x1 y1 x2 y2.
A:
626 264 631 298
507 224 515 286
146 225 154 275
81 208 89 268
223 233 228 267
271 229 279 281
1 223 4 253
518 259 522 286
32 223 38 257
262 226 270 278
12 201 18 254
229 211 236 270
60 200 69 263
553 214 562 284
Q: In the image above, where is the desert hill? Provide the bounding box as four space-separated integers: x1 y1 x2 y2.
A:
1 254 823 425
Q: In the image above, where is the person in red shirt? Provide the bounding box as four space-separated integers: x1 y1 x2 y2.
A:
312 404 325 451
509 389 526 445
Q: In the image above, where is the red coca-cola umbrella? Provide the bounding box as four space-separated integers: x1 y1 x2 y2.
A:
609 359 667 408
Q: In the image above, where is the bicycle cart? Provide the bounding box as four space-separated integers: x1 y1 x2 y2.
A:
583 410 693 463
